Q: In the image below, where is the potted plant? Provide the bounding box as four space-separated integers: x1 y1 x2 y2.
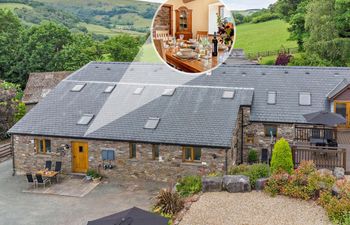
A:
86 169 101 182
248 148 258 164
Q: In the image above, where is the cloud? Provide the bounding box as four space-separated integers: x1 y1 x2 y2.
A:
139 0 277 10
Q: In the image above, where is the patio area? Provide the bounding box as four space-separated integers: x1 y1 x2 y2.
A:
22 175 100 197
0 159 166 225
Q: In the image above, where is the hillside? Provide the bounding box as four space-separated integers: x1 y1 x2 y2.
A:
234 19 298 57
233 9 261 16
0 0 158 37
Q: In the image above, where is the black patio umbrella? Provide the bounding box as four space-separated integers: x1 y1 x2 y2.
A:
303 111 346 127
87 207 169 225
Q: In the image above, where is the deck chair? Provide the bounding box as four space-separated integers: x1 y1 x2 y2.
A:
35 174 51 188
26 173 37 188
45 160 52 170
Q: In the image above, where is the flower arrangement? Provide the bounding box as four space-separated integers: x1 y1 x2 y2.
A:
217 15 234 48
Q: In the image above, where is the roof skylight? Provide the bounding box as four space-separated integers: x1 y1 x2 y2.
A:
133 87 144 95
144 117 160 129
267 91 277 105
222 90 235 99
104 85 115 93
77 114 94 125
71 84 86 92
299 92 311 106
162 88 176 96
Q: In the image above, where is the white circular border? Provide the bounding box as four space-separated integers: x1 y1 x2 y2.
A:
150 0 237 75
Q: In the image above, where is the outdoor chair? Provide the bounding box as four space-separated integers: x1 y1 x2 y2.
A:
54 161 62 182
35 174 51 188
45 160 52 170
26 173 37 188
311 129 321 139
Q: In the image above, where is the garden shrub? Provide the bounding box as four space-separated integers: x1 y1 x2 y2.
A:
265 161 336 200
154 189 184 216
228 164 250 175
176 175 202 197
270 138 294 174
248 148 258 163
264 169 290 196
207 171 222 177
229 163 270 189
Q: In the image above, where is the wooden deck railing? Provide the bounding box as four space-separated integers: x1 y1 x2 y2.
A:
294 125 337 143
292 145 346 170
0 143 12 159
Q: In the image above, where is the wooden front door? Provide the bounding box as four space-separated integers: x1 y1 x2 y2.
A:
334 101 350 128
71 142 88 173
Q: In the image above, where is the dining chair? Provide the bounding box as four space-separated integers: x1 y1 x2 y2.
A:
153 39 166 60
45 160 52 170
35 174 51 188
54 161 62 182
155 30 169 41
196 31 208 41
26 173 37 188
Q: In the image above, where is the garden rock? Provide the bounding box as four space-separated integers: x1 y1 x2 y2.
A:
318 168 333 176
223 175 251 193
333 167 345 180
202 177 222 192
332 185 341 197
255 178 269 191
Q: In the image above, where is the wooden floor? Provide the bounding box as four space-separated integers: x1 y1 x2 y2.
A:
23 176 100 197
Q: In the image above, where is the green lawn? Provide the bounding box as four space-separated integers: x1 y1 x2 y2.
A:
234 20 298 56
0 3 33 10
79 22 144 37
135 43 161 63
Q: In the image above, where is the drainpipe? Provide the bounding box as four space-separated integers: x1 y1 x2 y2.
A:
225 148 228 175
241 109 244 164
11 135 15 176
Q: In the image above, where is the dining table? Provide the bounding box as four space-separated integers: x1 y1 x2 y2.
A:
36 169 59 182
164 40 230 73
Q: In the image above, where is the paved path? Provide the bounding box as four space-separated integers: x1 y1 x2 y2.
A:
180 192 331 225
0 160 164 225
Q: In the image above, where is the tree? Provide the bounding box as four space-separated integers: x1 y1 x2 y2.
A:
335 0 350 38
305 0 350 66
0 10 24 84
104 34 142 62
271 138 294 174
0 81 25 140
54 34 102 71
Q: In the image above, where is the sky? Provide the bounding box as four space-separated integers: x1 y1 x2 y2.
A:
139 0 278 10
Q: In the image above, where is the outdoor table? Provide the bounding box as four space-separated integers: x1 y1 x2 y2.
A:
36 170 59 183
310 138 328 146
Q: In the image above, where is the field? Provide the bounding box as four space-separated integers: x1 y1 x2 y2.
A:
79 23 144 37
234 20 298 56
0 3 32 10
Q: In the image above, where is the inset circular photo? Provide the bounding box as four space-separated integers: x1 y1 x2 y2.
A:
152 0 235 74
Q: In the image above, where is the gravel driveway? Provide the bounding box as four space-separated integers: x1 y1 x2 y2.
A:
180 192 331 225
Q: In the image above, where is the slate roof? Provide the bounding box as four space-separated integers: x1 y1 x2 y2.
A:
9 62 350 148
22 71 72 104
327 79 349 99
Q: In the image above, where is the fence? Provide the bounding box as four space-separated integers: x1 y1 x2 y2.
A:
246 47 299 60
292 145 346 170
0 143 12 159
294 125 337 143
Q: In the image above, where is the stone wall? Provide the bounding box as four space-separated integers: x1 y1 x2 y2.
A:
242 121 295 163
13 135 231 182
